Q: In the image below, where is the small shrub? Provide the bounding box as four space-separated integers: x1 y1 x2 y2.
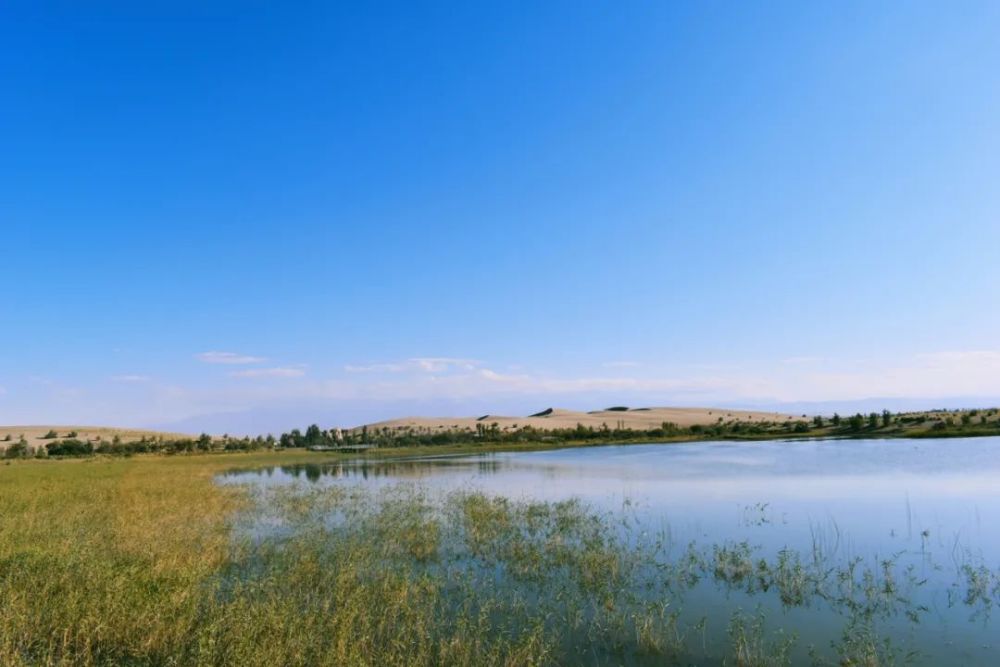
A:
4 438 30 459
45 439 94 457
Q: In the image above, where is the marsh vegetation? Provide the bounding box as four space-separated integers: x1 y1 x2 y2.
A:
3 438 1000 665
220 437 1000 665
217 482 1000 665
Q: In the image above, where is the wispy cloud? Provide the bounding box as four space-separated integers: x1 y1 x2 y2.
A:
344 362 407 373
230 367 306 379
196 351 266 365
327 349 1000 406
413 357 480 372
110 374 150 383
15 349 1000 431
780 356 825 366
345 357 481 374
916 350 1000 365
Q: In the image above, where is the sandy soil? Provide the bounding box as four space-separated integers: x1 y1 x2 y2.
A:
0 425 193 449
355 406 805 434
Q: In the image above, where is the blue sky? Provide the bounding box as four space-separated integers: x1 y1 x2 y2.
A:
3 2 1000 432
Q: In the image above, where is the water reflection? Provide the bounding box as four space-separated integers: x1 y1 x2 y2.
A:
222 457 512 484
221 437 1000 664
222 438 1000 561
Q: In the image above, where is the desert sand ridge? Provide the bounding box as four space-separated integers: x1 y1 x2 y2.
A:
0 425 193 444
355 406 802 433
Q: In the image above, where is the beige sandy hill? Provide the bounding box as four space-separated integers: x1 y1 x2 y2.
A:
356 406 804 434
0 425 194 449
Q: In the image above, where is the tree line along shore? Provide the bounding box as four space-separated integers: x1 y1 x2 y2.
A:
3 407 999 460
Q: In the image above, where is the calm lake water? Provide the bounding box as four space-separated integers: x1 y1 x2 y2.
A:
222 437 1000 664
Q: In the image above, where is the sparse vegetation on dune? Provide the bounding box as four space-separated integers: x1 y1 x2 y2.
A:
314 407 1000 450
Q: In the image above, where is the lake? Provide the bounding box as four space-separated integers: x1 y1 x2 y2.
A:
222 437 1000 665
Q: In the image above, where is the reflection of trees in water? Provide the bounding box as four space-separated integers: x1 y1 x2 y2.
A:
255 458 511 482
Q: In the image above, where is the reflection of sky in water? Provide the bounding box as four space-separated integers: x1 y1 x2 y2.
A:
223 437 1000 562
221 437 1000 664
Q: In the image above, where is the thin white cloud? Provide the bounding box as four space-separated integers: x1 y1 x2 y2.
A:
327 349 1000 406
230 367 306 379
780 356 825 366
412 357 480 372
603 361 641 369
111 374 150 383
916 350 1000 365
345 357 481 374
786 349 1000 402
197 351 266 365
15 348 1000 431
472 367 746 396
344 362 408 373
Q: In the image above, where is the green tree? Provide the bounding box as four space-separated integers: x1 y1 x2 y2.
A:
881 410 892 427
848 414 865 432
867 412 879 429
305 424 323 447
831 413 841 427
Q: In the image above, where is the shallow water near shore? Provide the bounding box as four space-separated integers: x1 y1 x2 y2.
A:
221 437 1000 665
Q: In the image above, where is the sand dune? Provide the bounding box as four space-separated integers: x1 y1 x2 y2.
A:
356 406 804 434
0 425 193 449
1 407 808 450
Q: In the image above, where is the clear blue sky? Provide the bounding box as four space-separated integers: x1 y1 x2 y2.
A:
3 1 1000 432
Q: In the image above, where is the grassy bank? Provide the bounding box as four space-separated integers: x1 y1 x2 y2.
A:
0 452 312 665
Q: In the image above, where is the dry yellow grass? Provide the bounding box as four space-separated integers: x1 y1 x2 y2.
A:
0 455 236 663
0 451 324 665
